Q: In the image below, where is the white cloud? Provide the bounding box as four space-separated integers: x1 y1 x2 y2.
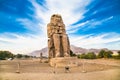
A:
1 32 120 54
17 0 92 34
67 21 90 34
70 33 120 50
17 18 41 32
28 0 92 33
0 33 47 54
67 16 114 33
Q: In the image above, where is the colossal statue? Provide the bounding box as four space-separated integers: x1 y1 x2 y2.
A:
47 14 70 59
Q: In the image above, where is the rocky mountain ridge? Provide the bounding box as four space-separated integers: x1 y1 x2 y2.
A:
29 45 118 57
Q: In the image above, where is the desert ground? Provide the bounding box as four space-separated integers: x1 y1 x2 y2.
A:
0 58 120 80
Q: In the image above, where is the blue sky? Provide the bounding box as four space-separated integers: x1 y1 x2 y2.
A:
0 0 120 54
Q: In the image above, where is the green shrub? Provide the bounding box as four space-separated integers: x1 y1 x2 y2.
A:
0 51 14 60
86 52 96 59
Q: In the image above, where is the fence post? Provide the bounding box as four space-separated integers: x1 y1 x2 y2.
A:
16 61 20 73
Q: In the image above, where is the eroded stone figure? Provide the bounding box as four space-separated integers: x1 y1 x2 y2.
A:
47 14 70 59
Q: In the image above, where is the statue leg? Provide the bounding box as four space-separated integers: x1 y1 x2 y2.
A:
62 34 70 57
48 38 54 58
53 34 61 57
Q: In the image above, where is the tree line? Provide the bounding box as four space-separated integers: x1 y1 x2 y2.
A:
0 50 120 60
71 50 120 59
0 51 31 60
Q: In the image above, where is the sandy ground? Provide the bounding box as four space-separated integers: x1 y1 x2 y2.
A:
0 59 120 80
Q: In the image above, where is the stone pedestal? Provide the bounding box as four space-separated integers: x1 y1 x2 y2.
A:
49 57 78 67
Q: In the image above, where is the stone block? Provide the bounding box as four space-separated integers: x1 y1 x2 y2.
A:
49 57 78 67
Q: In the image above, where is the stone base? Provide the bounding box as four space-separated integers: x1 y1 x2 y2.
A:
49 57 78 67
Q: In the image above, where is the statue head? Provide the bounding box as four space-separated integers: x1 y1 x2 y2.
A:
50 14 63 24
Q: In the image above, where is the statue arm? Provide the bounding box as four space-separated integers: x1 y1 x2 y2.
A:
47 24 52 38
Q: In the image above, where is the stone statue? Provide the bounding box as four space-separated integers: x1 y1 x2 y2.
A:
47 14 70 59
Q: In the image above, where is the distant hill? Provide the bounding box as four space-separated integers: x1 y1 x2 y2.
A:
70 45 110 54
29 47 48 57
29 45 119 57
